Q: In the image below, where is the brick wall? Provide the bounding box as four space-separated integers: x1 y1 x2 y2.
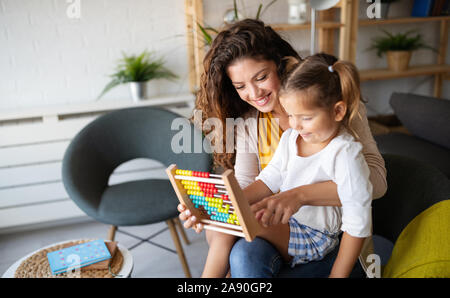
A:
0 0 190 110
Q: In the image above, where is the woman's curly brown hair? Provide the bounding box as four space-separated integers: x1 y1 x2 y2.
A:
192 19 301 170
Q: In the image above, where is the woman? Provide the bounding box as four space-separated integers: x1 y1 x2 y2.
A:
178 19 387 278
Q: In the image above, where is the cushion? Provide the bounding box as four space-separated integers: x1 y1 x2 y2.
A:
390 92 450 150
372 235 394 266
382 200 450 278
98 179 179 226
374 132 450 178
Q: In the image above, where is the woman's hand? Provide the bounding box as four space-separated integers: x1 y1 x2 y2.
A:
250 190 303 228
177 204 204 233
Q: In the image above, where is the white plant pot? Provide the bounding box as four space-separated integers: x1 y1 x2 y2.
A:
129 82 147 102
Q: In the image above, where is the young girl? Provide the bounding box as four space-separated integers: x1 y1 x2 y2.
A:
200 52 373 278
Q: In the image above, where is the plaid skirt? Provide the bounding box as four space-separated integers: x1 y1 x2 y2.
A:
288 217 340 267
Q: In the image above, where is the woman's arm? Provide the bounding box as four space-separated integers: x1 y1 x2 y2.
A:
353 104 387 199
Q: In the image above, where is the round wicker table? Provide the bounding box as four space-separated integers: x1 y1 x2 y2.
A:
2 239 133 278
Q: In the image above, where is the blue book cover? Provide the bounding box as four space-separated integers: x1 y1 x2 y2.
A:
412 0 435 17
47 239 111 275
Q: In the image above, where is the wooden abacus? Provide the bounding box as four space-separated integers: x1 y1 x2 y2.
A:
166 164 261 242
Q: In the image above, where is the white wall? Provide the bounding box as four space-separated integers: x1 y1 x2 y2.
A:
0 0 448 114
0 0 190 110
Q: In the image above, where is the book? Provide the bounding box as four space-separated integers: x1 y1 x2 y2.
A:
47 239 111 275
82 241 118 270
411 0 435 17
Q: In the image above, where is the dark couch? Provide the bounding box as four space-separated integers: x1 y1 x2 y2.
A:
374 92 450 178
372 154 450 277
373 154 450 244
371 93 450 277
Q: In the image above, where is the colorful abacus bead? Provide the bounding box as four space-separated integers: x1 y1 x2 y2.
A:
177 169 213 178
185 185 201 191
192 171 210 178
176 169 194 176
217 213 230 223
180 170 186 176
190 195 208 209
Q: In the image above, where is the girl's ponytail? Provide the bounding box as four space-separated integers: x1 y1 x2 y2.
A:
333 60 362 139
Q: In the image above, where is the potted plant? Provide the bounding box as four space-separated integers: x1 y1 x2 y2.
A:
368 29 436 71
97 50 178 101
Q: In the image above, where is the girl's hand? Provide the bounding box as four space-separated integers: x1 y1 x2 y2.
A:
250 191 303 227
177 203 204 233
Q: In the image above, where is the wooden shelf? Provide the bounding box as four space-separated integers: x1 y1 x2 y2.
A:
184 0 353 91
185 1 448 97
359 15 450 26
360 64 450 81
356 14 449 97
271 21 343 31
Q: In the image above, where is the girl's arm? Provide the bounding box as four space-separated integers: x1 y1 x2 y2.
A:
329 232 365 278
242 179 274 205
251 180 341 227
328 140 372 277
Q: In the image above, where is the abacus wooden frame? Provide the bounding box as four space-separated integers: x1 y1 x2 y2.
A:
166 164 261 241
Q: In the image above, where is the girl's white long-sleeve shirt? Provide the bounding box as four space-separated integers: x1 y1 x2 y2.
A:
234 105 387 200
255 127 373 238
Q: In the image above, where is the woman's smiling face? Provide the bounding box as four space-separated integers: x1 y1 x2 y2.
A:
226 57 281 113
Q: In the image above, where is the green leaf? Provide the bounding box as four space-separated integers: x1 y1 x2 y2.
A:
204 26 219 34
255 4 263 20
97 78 122 100
197 22 213 45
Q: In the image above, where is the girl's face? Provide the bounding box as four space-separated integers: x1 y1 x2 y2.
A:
226 57 280 113
280 89 345 145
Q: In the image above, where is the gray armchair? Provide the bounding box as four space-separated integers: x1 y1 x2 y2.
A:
62 106 212 277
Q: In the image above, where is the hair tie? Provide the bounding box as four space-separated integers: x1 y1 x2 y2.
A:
328 65 334 73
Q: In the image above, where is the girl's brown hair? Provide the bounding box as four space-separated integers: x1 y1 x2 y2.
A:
280 53 363 138
193 19 302 170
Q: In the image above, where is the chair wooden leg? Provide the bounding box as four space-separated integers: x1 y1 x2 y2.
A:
167 219 192 278
174 217 190 245
107 225 117 241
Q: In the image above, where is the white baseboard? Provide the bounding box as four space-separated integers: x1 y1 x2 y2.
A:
0 215 92 235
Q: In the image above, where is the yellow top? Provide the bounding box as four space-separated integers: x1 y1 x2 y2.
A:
257 112 284 170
